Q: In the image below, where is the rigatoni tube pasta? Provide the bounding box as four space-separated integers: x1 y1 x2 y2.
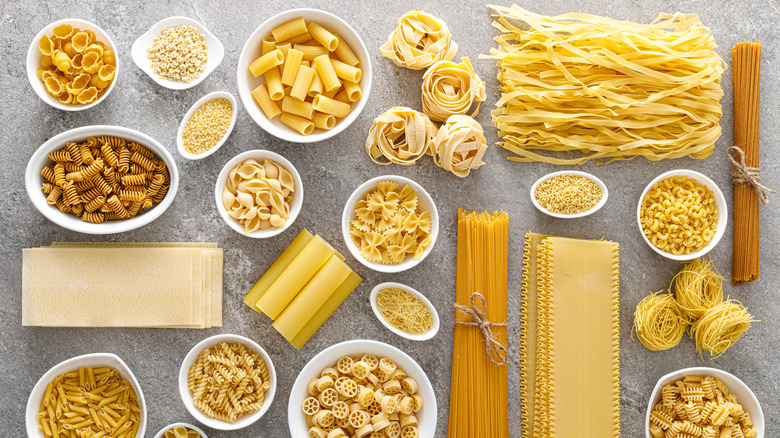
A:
246 17 362 135
421 57 485 122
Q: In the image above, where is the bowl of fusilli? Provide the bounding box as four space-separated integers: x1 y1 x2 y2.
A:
178 334 276 430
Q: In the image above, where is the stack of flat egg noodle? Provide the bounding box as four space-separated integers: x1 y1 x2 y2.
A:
485 6 726 164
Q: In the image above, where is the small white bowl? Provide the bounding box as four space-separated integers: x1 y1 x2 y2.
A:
25 125 179 234
176 91 238 160
153 422 209 438
236 9 372 143
530 170 609 219
131 16 224 90
26 353 147 438
370 282 440 341
646 367 764 438
214 150 303 238
179 334 276 431
27 18 119 111
288 340 437 437
636 169 727 261
342 175 439 273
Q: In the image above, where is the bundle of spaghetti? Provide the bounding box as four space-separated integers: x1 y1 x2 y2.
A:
484 6 725 164
448 209 509 438
672 257 724 319
691 299 756 359
731 40 762 285
521 233 620 438
633 292 689 351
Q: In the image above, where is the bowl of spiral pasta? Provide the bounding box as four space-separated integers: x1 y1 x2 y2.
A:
178 334 277 430
636 169 727 261
25 125 179 234
27 18 119 111
646 367 763 438
288 339 436 438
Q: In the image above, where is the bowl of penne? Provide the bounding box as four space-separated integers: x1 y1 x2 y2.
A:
236 9 372 143
26 353 147 438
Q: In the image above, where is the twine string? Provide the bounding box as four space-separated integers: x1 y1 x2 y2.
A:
454 292 509 366
728 146 776 205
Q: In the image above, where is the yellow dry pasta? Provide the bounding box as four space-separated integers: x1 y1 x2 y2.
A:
163 426 201 438
673 257 724 319
375 287 433 335
148 24 208 83
640 175 719 255
35 366 142 438
534 174 603 215
221 158 295 234
650 376 757 437
182 97 233 155
485 6 725 165
36 25 116 105
302 354 422 438
633 292 689 351
365 107 437 166
350 181 432 264
430 115 486 177
421 57 485 122
691 299 756 359
188 342 271 423
380 11 458 70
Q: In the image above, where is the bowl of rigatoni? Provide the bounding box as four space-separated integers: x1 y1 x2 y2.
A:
236 9 372 143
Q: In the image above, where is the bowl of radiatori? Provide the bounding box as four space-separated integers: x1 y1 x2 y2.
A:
214 149 303 238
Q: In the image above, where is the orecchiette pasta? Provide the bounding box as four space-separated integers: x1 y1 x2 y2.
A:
350 181 432 264
421 57 485 122
303 355 422 438
222 158 296 234
188 342 271 423
639 175 719 255
430 115 486 177
380 11 458 70
36 24 116 105
365 107 437 166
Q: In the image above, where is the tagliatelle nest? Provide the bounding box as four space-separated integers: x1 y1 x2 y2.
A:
365 107 437 165
430 115 487 177
421 57 485 122
380 11 458 70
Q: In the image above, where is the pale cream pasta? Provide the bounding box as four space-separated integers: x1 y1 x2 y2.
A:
380 11 458 70
421 57 485 122
222 158 296 233
430 115 486 177
163 425 202 438
365 107 437 166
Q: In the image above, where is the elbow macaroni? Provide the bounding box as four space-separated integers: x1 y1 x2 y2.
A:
640 175 719 255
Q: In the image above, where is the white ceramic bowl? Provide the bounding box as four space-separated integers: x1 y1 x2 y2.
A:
176 91 238 160
26 353 147 438
236 9 372 143
132 16 224 90
530 170 609 219
289 340 437 437
179 334 276 431
214 150 303 238
636 169 727 261
646 367 764 438
25 125 179 234
342 175 439 273
27 18 119 111
153 422 209 438
370 282 440 341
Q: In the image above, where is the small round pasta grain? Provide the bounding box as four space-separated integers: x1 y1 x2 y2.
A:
534 174 603 215
182 98 233 155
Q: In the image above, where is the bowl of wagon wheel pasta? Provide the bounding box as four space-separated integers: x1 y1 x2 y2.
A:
25 125 179 234
636 169 727 261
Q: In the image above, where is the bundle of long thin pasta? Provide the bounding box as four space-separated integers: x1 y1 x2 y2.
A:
448 209 508 438
731 41 763 285
485 6 725 164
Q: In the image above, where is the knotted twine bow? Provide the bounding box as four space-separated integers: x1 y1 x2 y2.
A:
454 292 509 366
728 146 776 205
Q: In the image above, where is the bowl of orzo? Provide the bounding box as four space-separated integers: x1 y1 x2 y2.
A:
530 171 608 219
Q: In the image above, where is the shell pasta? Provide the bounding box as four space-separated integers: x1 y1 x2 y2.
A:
246 18 363 135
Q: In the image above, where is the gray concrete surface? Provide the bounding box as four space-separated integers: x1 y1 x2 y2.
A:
2 0 778 436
